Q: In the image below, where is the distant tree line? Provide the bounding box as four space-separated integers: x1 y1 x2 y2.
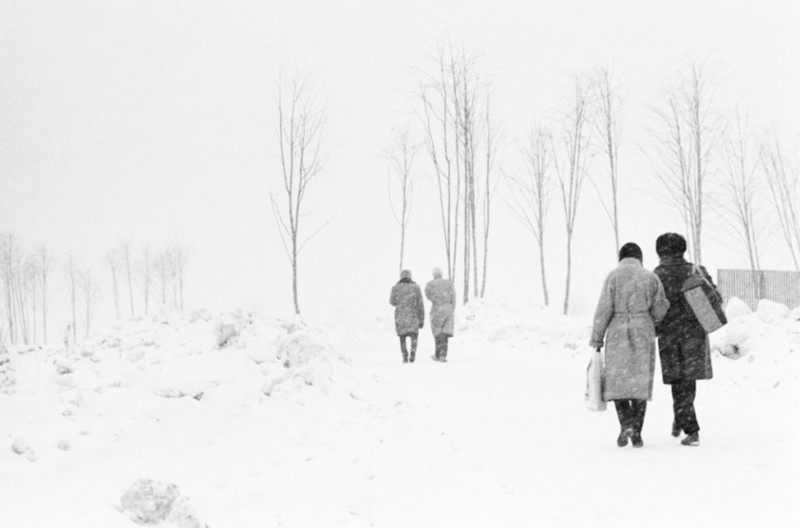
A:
0 235 189 347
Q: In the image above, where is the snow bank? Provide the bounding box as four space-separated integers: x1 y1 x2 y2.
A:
710 297 800 391
457 298 591 355
120 478 204 528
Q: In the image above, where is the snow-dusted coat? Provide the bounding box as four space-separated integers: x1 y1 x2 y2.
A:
654 256 716 383
389 278 425 336
425 277 456 337
590 258 670 401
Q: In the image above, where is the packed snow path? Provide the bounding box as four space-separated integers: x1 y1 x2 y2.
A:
343 330 799 528
1 305 798 527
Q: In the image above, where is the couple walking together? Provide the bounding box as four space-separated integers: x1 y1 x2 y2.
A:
590 233 721 448
389 267 455 363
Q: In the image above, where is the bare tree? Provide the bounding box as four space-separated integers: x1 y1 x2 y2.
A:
419 44 459 282
21 255 38 344
155 251 168 307
649 61 721 264
0 234 21 344
80 268 101 340
761 130 800 270
508 122 554 306
386 126 419 273
37 246 52 343
719 111 764 271
418 41 496 302
64 255 78 345
140 245 152 315
592 67 624 253
479 93 500 298
107 249 122 320
120 240 135 317
555 74 594 315
271 71 328 315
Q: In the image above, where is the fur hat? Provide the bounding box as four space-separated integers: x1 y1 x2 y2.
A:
618 242 643 262
400 269 412 280
656 233 687 257
432 267 443 278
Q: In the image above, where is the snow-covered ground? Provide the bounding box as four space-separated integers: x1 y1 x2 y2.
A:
1 298 798 528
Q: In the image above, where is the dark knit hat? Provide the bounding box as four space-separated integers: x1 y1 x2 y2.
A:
618 242 643 262
655 233 687 257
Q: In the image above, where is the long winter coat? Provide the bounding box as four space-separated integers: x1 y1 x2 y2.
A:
389 278 425 336
590 258 670 401
654 256 717 383
425 277 456 337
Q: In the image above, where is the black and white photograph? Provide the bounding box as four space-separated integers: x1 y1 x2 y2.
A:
1 1 798 526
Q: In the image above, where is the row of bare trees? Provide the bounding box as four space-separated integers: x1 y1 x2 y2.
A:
507 60 798 313
271 54 796 316
0 235 189 346
416 43 499 304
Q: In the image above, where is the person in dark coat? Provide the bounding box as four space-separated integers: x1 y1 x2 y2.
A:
425 267 456 362
389 269 425 363
653 233 720 446
590 243 669 448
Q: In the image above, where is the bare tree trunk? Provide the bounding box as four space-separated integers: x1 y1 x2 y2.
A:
508 123 553 306
65 256 78 344
1 234 20 344
593 67 623 253
107 250 121 320
721 110 763 271
649 61 719 265
480 94 498 298
173 243 188 311
120 241 135 316
387 126 419 273
556 74 593 315
80 268 100 340
38 246 51 343
271 71 328 316
141 246 151 315
762 131 800 270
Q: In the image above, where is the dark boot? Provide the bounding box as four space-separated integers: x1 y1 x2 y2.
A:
631 433 644 448
617 427 633 447
399 335 409 363
409 333 417 363
681 432 700 446
433 335 445 360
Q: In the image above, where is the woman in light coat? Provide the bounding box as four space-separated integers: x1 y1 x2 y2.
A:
425 267 455 362
590 243 669 448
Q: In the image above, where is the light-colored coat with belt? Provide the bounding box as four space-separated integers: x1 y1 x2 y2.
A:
589 258 670 401
425 277 456 337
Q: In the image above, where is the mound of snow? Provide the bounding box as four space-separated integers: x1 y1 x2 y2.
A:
756 299 791 324
711 297 800 391
458 298 591 354
119 478 204 528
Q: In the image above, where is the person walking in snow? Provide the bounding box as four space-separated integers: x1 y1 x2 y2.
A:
425 267 456 362
590 242 669 448
389 269 425 363
653 232 721 447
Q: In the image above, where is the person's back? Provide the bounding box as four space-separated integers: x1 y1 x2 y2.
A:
389 270 424 363
424 268 455 361
425 277 455 306
604 261 666 318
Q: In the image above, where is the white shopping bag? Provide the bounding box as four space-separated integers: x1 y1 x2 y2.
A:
584 348 607 411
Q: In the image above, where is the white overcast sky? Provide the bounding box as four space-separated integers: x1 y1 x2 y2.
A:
1 0 799 323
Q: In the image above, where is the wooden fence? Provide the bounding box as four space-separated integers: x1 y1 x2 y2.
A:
717 269 800 310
